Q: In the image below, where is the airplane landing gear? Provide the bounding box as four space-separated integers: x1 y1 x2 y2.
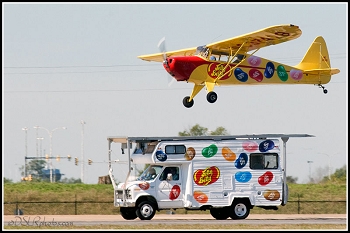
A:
207 91 217 103
183 96 194 108
318 84 328 94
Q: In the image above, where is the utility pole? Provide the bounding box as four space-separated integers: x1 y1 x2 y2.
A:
34 126 67 183
22 127 29 177
81 120 86 183
307 160 313 182
37 137 44 158
35 126 39 158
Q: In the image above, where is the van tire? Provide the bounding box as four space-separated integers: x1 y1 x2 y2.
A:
230 199 250 220
210 207 230 220
120 207 137 220
136 201 156 220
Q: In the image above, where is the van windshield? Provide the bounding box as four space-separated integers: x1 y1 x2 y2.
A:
137 165 163 181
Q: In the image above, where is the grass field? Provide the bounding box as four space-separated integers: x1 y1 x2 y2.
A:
3 182 346 215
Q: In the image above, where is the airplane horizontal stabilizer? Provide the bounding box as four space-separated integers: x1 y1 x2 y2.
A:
304 68 340 75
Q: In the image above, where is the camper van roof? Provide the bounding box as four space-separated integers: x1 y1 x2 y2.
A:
107 134 314 144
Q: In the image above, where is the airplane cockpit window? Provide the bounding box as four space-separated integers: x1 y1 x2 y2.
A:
195 46 210 58
232 54 245 63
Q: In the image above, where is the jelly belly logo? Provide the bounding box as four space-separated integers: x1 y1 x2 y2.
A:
169 185 181 200
207 63 232 80
193 166 220 186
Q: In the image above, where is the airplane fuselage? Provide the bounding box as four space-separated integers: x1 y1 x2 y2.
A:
163 55 331 86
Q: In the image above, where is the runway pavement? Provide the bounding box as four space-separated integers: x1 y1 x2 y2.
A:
3 213 347 222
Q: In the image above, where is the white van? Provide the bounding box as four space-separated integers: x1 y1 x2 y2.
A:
107 134 313 220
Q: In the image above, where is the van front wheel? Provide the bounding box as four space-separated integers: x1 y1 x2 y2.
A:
120 207 137 220
136 201 156 220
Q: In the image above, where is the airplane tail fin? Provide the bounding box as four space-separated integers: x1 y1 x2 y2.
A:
294 36 340 77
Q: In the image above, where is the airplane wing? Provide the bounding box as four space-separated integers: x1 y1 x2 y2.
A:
138 47 198 62
207 24 302 54
138 24 301 62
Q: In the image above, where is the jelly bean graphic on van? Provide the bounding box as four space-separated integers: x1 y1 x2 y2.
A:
235 153 248 169
202 144 218 158
259 140 275 152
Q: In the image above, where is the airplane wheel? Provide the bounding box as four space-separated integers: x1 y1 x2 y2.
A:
323 89 328 94
183 96 194 108
207 91 217 103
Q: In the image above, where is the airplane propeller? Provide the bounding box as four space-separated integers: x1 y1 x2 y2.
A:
157 37 167 61
157 37 175 86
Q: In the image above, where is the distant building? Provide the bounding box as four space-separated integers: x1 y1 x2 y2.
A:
42 169 64 182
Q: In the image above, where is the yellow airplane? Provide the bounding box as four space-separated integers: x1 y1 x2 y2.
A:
138 24 340 108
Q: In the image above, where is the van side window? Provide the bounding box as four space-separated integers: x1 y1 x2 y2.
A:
250 153 278 169
160 167 179 181
165 145 186 154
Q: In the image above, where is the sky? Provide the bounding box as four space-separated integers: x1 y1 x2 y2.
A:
3 3 348 184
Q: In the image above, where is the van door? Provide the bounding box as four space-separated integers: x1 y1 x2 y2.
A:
156 166 183 208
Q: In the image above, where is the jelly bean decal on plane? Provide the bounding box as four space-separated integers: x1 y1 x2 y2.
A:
235 171 252 183
258 171 274 186
184 147 196 161
234 153 248 169
169 185 181 200
247 55 262 67
277 65 288 81
234 68 248 82
222 147 236 162
249 69 264 82
193 190 209 204
193 166 220 186
290 69 303 80
202 144 218 158
264 61 275 78
259 140 275 152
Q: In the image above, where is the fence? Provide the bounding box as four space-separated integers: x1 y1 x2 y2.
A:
4 198 346 215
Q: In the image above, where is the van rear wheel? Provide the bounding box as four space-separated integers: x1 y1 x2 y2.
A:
230 199 250 220
210 207 230 220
